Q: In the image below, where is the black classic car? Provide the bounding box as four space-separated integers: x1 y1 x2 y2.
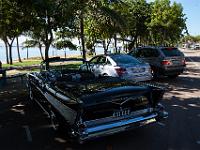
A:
27 57 168 143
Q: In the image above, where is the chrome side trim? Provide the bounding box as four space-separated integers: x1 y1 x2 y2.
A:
46 85 70 102
44 93 77 125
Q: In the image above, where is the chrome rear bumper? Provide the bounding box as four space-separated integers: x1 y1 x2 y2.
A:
79 113 159 141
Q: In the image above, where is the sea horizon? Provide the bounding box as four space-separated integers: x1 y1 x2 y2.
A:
0 45 113 63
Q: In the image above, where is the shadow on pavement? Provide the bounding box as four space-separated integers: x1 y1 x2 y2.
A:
0 72 200 150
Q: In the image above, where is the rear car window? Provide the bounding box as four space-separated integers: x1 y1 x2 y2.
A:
161 48 184 57
110 54 142 64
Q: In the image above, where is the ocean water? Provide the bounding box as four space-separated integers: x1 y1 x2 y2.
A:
0 46 107 63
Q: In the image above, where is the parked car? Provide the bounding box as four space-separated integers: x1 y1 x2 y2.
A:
27 57 168 143
194 44 200 50
81 54 152 82
129 47 186 78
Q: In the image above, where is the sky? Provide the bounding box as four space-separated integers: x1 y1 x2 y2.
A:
0 0 200 45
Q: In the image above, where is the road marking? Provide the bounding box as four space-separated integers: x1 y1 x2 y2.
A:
23 125 32 142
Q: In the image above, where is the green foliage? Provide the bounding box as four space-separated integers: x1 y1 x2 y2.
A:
0 0 188 63
116 0 151 48
182 35 200 43
22 0 78 60
82 0 126 54
148 0 187 45
53 40 77 50
22 40 38 48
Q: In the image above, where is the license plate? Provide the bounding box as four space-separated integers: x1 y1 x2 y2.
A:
113 109 130 117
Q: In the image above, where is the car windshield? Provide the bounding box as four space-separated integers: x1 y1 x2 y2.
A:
161 48 184 57
110 55 142 65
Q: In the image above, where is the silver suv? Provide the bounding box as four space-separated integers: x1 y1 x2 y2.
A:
129 47 186 78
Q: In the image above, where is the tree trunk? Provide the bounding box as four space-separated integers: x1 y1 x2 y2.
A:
45 44 50 60
102 40 107 55
102 39 111 55
3 39 9 64
16 37 22 62
44 42 51 69
114 34 117 53
8 44 13 65
26 47 29 59
128 35 137 51
7 38 15 65
39 45 44 60
80 12 86 60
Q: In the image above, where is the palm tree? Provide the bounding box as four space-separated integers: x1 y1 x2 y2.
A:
16 36 22 62
72 0 126 57
0 34 9 64
22 39 44 60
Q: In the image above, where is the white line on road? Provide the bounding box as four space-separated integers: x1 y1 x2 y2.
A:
23 125 32 142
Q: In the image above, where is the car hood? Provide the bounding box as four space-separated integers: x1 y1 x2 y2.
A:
54 77 151 106
79 85 150 106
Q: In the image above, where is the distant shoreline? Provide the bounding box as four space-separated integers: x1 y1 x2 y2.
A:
1 54 83 64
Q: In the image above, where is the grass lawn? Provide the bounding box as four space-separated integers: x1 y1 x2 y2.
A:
1 55 93 75
2 59 42 68
2 58 42 75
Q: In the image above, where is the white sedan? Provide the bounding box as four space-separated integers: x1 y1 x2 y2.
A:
81 54 152 82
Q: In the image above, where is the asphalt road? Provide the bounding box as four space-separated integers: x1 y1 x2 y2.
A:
0 49 200 150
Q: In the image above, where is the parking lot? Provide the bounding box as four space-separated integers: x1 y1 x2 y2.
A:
0 49 200 150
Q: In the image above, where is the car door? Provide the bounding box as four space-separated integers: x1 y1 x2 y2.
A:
144 48 161 67
88 56 100 76
136 48 161 67
90 56 106 76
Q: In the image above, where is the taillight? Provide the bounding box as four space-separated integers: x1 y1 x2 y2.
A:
161 60 172 65
115 68 126 76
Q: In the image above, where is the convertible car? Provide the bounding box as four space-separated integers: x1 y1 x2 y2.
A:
27 57 168 143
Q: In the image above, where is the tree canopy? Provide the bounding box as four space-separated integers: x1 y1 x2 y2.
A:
0 0 188 63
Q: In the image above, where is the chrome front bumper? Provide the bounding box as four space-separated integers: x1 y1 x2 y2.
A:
79 112 161 141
